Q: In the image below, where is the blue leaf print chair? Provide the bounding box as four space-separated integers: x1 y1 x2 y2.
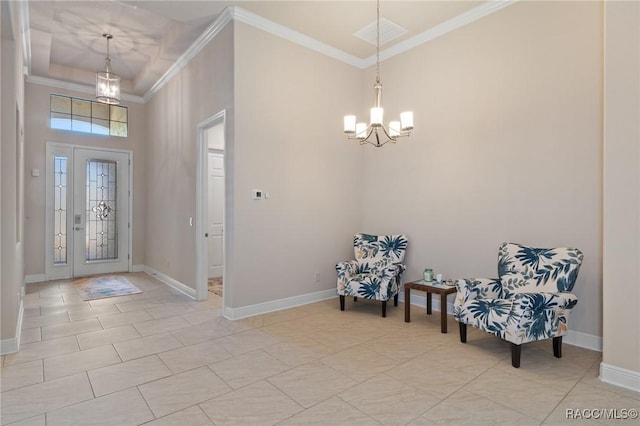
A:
336 234 408 317
454 242 583 367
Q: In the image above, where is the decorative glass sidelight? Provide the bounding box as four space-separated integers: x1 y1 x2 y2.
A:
53 156 68 264
85 159 118 261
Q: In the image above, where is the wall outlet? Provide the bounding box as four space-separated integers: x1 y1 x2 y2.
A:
314 272 320 283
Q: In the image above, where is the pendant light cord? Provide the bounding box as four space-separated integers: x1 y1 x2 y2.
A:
376 0 380 84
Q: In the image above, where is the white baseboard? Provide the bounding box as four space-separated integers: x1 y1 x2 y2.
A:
564 329 602 352
27 266 144 283
143 266 196 299
0 301 24 355
600 362 640 392
223 289 336 320
399 290 603 352
25 274 47 284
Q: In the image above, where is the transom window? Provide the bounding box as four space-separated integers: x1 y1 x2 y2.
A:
50 94 128 137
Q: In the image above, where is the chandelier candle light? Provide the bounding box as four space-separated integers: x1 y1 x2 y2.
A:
343 0 413 147
96 34 121 105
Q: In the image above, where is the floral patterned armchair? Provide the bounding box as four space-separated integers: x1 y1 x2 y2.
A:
336 234 408 317
454 242 583 367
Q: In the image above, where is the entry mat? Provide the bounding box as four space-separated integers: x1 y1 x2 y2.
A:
74 275 142 301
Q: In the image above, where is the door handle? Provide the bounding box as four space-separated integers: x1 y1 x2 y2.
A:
75 226 84 231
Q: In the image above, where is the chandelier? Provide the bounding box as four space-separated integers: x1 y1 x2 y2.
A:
96 34 121 105
343 0 413 147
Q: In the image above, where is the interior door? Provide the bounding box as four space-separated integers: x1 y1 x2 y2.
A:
208 151 224 278
72 148 130 276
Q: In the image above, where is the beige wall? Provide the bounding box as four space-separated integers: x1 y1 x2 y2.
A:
23 83 147 276
361 1 604 338
1 0 26 345
602 0 640 375
229 22 363 307
145 24 235 290
144 21 364 306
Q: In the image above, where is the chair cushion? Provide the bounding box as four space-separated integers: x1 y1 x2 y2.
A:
498 243 584 297
343 273 396 301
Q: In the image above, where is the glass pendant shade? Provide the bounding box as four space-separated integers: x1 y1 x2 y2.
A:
389 121 400 137
96 65 121 105
344 115 356 133
355 122 368 139
96 34 121 105
370 107 383 126
400 111 414 130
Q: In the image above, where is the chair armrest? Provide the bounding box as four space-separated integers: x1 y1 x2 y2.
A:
336 260 359 278
382 263 406 278
511 292 578 312
506 292 578 343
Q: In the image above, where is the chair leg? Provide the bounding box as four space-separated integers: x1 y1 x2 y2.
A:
553 336 562 358
511 343 521 368
459 323 467 343
339 295 345 311
381 301 387 317
393 294 398 307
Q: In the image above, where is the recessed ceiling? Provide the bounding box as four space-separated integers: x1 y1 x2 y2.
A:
24 1 487 98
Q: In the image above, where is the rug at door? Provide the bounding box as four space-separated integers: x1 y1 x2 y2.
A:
208 277 223 297
74 275 142 301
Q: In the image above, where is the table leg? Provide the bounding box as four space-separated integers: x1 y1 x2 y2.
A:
426 292 432 315
440 293 447 333
404 287 410 322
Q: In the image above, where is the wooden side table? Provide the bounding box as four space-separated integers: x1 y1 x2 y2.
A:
404 280 457 333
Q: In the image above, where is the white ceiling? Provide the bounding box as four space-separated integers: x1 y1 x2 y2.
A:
24 1 490 98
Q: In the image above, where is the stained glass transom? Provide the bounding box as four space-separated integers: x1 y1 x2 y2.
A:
85 159 118 261
53 156 68 264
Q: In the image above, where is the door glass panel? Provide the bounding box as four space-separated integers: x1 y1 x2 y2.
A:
85 159 118 261
53 156 68 264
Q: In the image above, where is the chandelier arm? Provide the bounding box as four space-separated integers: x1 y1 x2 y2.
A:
346 126 374 142
371 126 397 147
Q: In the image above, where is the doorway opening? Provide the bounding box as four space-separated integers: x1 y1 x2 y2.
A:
196 111 226 301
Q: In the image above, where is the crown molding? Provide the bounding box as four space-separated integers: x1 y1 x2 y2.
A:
26 75 145 104
143 6 234 103
230 6 367 69
230 2 517 70
8 0 31 74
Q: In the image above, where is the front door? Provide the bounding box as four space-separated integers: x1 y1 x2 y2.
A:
72 149 130 276
46 144 131 279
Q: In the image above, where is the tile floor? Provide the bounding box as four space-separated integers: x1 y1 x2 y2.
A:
1 272 638 425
